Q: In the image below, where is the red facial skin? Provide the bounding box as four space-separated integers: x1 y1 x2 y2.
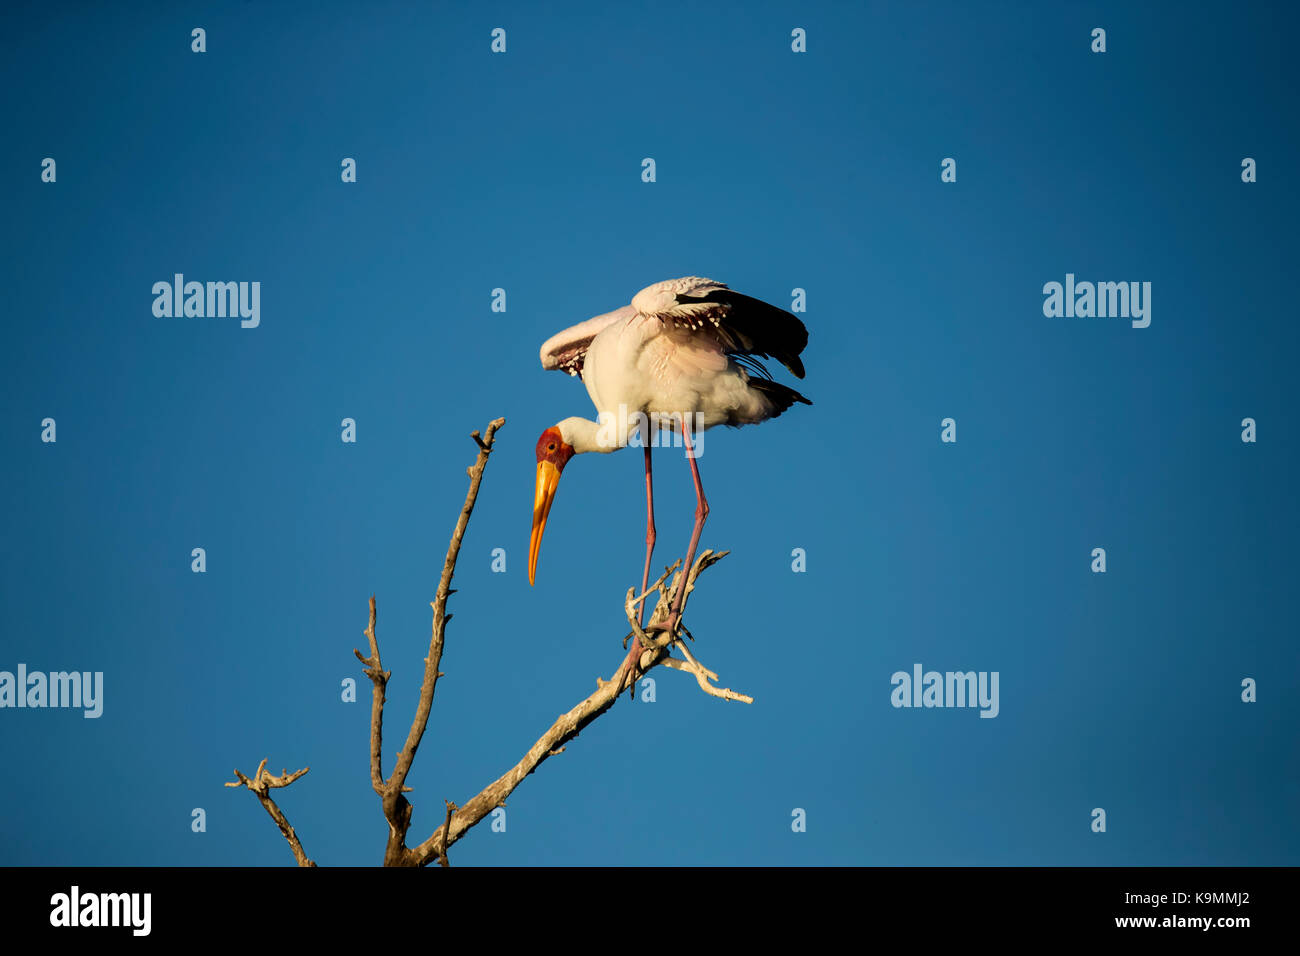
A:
530 427 578 586
536 426 576 471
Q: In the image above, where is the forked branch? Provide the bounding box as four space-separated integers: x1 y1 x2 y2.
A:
225 759 316 867
229 415 751 867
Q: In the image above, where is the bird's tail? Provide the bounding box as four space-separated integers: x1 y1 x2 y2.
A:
748 379 812 420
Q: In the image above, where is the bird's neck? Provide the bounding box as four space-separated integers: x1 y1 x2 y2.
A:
557 416 622 455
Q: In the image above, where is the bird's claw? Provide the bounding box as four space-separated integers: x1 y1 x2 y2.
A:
623 644 649 696
623 629 669 651
644 617 681 643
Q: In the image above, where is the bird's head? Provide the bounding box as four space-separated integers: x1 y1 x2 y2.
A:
529 425 576 585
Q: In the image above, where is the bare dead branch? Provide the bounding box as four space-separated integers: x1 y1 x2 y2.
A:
437 800 457 868
407 666 629 866
408 549 735 866
229 416 749 868
625 560 681 649
655 548 730 634
225 759 316 867
382 417 504 864
352 595 389 794
646 549 752 702
661 648 754 703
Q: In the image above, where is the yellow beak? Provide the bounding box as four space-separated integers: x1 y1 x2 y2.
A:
529 460 562 585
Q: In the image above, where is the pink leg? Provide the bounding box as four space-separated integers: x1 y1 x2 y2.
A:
660 415 708 632
617 441 657 687
618 418 707 684
639 441 657 628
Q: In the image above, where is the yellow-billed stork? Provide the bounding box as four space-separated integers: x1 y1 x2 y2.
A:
530 276 811 672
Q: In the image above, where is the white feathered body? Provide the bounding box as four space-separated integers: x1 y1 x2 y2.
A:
539 277 810 451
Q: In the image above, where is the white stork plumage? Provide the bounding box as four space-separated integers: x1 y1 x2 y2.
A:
529 276 811 673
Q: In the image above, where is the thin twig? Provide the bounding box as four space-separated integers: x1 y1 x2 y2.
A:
225 759 316 867
352 595 389 794
661 647 754 703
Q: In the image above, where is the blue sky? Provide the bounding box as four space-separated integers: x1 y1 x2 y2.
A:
1 1 1296 866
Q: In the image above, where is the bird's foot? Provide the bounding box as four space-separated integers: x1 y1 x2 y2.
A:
620 629 671 688
618 638 649 695
644 614 682 641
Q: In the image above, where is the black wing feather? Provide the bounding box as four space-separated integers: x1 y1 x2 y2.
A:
677 289 808 379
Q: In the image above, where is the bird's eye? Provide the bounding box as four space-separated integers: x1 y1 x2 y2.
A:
548 443 556 451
